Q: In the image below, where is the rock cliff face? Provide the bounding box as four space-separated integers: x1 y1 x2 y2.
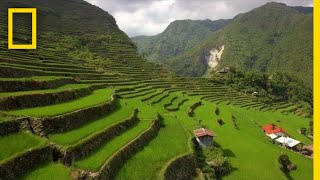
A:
206 45 225 69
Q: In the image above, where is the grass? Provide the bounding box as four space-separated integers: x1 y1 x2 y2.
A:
21 162 71 180
49 101 134 146
0 112 16 122
0 132 46 162
191 100 313 180
0 76 73 82
115 92 191 180
7 88 114 117
0 84 92 97
73 120 153 171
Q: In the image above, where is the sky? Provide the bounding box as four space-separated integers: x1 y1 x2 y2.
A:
85 0 313 37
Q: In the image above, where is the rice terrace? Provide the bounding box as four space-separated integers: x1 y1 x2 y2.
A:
0 0 314 180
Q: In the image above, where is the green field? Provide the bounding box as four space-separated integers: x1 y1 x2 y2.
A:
7 88 114 117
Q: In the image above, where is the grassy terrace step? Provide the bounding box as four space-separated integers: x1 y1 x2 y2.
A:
0 62 98 74
0 84 93 98
73 120 153 171
120 88 157 99
116 108 190 179
0 132 46 162
20 162 71 180
0 76 75 92
7 88 114 117
141 89 166 102
49 102 134 146
118 86 154 96
0 84 100 110
0 58 95 71
164 98 189 112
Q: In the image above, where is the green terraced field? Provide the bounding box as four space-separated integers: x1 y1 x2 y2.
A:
74 120 153 171
21 163 71 180
0 84 91 97
0 132 46 162
7 88 114 117
49 102 134 146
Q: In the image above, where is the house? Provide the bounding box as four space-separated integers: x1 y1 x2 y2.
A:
275 136 302 150
194 128 216 147
262 123 289 137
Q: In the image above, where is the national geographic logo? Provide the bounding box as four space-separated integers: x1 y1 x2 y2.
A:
8 8 37 49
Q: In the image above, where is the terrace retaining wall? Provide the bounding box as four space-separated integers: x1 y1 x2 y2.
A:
61 109 139 166
0 87 92 110
188 101 202 117
30 94 118 136
0 78 76 92
88 117 161 180
0 117 25 136
0 146 52 180
163 153 197 180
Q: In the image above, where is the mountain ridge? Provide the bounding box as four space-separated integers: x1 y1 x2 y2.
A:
132 2 313 86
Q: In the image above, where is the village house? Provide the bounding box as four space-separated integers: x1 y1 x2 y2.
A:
262 123 289 137
262 123 302 150
194 128 216 147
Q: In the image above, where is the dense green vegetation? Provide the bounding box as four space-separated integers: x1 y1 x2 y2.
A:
132 19 230 65
133 3 313 86
210 67 313 116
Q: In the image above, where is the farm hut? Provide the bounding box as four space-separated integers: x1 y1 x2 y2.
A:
194 128 216 147
275 136 302 151
262 123 289 137
302 145 313 156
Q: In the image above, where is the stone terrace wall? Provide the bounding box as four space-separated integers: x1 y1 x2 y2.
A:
0 146 52 180
0 87 92 110
90 118 161 180
0 78 75 92
61 109 139 166
163 154 197 180
30 95 118 137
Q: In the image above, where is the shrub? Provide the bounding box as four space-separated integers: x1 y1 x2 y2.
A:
278 154 296 174
217 119 224 126
231 115 239 130
215 107 220 116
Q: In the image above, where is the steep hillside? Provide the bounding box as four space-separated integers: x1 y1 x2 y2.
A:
132 19 230 63
133 3 313 85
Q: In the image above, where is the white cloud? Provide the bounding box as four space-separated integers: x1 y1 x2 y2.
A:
85 0 313 37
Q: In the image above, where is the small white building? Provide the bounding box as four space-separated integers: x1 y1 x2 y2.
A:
276 136 301 150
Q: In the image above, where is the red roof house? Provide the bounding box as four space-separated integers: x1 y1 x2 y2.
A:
194 128 216 137
262 123 289 136
194 128 216 147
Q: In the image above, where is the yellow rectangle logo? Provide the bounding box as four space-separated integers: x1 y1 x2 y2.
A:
8 8 37 49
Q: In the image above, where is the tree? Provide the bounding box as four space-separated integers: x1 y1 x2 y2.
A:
278 154 291 173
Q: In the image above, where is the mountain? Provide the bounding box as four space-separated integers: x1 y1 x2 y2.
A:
132 19 230 64
133 2 313 84
0 0 172 79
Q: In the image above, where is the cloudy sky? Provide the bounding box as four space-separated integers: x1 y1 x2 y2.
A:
85 0 313 37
